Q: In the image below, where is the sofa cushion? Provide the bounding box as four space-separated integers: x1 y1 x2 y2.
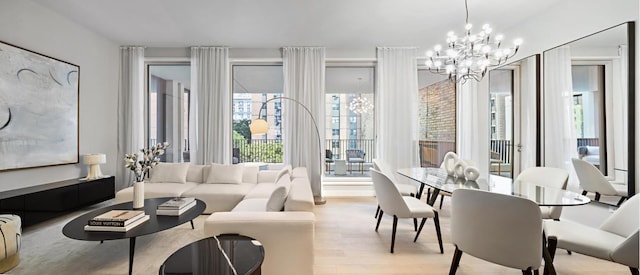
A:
206 163 244 184
266 185 288 212
242 166 259 184
244 183 278 200
186 164 207 183
232 198 269 212
149 163 190 184
285 178 315 212
114 182 199 204
182 183 255 213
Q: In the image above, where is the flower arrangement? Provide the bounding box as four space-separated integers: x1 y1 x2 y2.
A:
124 142 170 182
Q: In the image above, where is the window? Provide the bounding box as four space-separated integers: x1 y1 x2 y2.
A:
417 70 456 168
232 65 284 164
325 66 375 176
147 64 191 163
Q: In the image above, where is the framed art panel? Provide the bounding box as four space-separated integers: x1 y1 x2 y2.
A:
0 40 79 171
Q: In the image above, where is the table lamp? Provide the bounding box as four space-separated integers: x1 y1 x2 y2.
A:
82 153 106 180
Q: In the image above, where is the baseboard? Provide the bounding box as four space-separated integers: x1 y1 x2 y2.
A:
322 181 374 197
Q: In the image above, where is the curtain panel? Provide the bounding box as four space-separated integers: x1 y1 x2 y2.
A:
543 46 578 186
375 47 419 173
117 46 145 190
456 79 490 177
282 47 325 200
519 57 538 170
190 47 231 165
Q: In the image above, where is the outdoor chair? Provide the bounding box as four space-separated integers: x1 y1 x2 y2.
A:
346 149 366 173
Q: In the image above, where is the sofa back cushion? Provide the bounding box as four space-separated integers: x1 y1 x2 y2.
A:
186 164 206 183
266 185 288 211
242 166 259 184
148 162 190 183
206 164 244 184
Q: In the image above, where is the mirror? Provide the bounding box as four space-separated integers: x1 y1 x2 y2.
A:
488 55 540 179
543 22 635 197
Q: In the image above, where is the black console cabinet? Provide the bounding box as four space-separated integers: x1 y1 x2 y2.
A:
0 176 115 227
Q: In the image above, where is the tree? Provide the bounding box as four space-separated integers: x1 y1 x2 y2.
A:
233 119 252 141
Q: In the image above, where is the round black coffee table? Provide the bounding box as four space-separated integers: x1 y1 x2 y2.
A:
63 197 206 275
159 234 264 275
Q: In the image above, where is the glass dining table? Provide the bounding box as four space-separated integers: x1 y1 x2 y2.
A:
397 167 590 275
397 167 590 207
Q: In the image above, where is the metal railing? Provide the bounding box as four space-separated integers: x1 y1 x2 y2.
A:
490 140 512 164
577 138 599 147
232 138 374 164
418 140 456 168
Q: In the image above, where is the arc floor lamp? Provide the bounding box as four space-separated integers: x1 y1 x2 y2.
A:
249 96 325 204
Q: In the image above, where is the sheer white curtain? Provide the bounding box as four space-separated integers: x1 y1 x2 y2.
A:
117 46 145 190
190 47 231 164
282 47 325 200
544 46 578 187
519 57 538 169
612 45 628 174
457 79 489 177
375 47 419 172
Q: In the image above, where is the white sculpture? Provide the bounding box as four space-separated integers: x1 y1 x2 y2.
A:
464 166 480 181
453 159 467 178
442 152 458 176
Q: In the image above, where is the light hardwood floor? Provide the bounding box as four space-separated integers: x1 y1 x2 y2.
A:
13 196 630 274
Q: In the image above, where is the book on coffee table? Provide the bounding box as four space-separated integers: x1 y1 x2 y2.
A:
156 200 196 216
87 210 145 227
84 215 150 232
158 197 196 210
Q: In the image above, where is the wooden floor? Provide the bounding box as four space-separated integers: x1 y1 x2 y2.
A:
13 196 631 274
314 197 630 275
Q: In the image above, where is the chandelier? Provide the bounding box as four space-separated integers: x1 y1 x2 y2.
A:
424 0 522 83
349 96 373 114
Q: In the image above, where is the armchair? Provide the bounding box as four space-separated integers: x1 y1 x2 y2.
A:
345 149 366 173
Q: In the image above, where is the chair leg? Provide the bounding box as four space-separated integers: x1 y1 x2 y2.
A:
413 218 418 232
448 246 463 275
522 268 533 275
630 267 639 275
375 210 384 232
414 218 427 242
543 237 558 275
434 211 443 254
534 270 540 275
426 188 432 202
374 205 380 219
439 194 445 209
390 215 398 253
582 190 588 196
617 197 627 206
595 192 601 201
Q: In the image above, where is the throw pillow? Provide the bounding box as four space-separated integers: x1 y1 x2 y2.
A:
205 163 244 184
266 185 288 212
148 162 190 184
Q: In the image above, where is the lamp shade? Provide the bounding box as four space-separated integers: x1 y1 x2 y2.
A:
82 154 106 165
249 119 269 135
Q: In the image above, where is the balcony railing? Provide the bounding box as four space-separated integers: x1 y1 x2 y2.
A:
232 138 374 164
419 140 456 168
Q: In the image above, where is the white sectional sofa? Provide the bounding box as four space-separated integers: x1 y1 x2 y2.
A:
114 163 316 275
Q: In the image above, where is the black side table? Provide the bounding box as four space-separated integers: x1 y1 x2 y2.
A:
160 234 264 275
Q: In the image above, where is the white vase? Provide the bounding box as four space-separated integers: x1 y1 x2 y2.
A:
133 181 145 209
453 159 467 178
443 152 458 176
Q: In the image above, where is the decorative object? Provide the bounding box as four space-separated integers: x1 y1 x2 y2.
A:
82 154 106 180
0 40 79 171
453 159 467 178
349 96 373 114
124 142 170 209
442 152 459 176
423 0 522 83
249 96 322 198
464 166 480 181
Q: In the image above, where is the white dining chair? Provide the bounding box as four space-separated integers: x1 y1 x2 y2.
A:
544 194 639 275
370 168 443 254
450 189 543 275
515 167 569 220
372 159 418 219
572 158 628 206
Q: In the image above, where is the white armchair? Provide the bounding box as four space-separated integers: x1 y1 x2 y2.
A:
449 189 543 274
515 167 569 220
572 158 628 206
544 195 639 274
371 169 443 254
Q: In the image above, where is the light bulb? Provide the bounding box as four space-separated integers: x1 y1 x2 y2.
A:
482 45 492 53
465 23 473 30
465 59 473 66
434 44 442 51
469 34 477 41
447 31 455 37
495 34 504 41
446 49 457 58
485 27 493 34
446 65 455 73
514 38 523 46
426 50 433 57
495 51 504 57
425 60 433 67
482 24 490 30
503 48 512 55
433 60 442 67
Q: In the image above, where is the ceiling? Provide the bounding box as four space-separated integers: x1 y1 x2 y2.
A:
31 0 561 49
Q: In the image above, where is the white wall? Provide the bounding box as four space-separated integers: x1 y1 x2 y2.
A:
503 0 639 193
0 0 119 191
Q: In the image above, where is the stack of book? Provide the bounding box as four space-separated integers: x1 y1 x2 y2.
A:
84 210 149 232
157 197 196 216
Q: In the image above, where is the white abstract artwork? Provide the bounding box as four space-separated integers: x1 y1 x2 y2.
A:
0 41 79 171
